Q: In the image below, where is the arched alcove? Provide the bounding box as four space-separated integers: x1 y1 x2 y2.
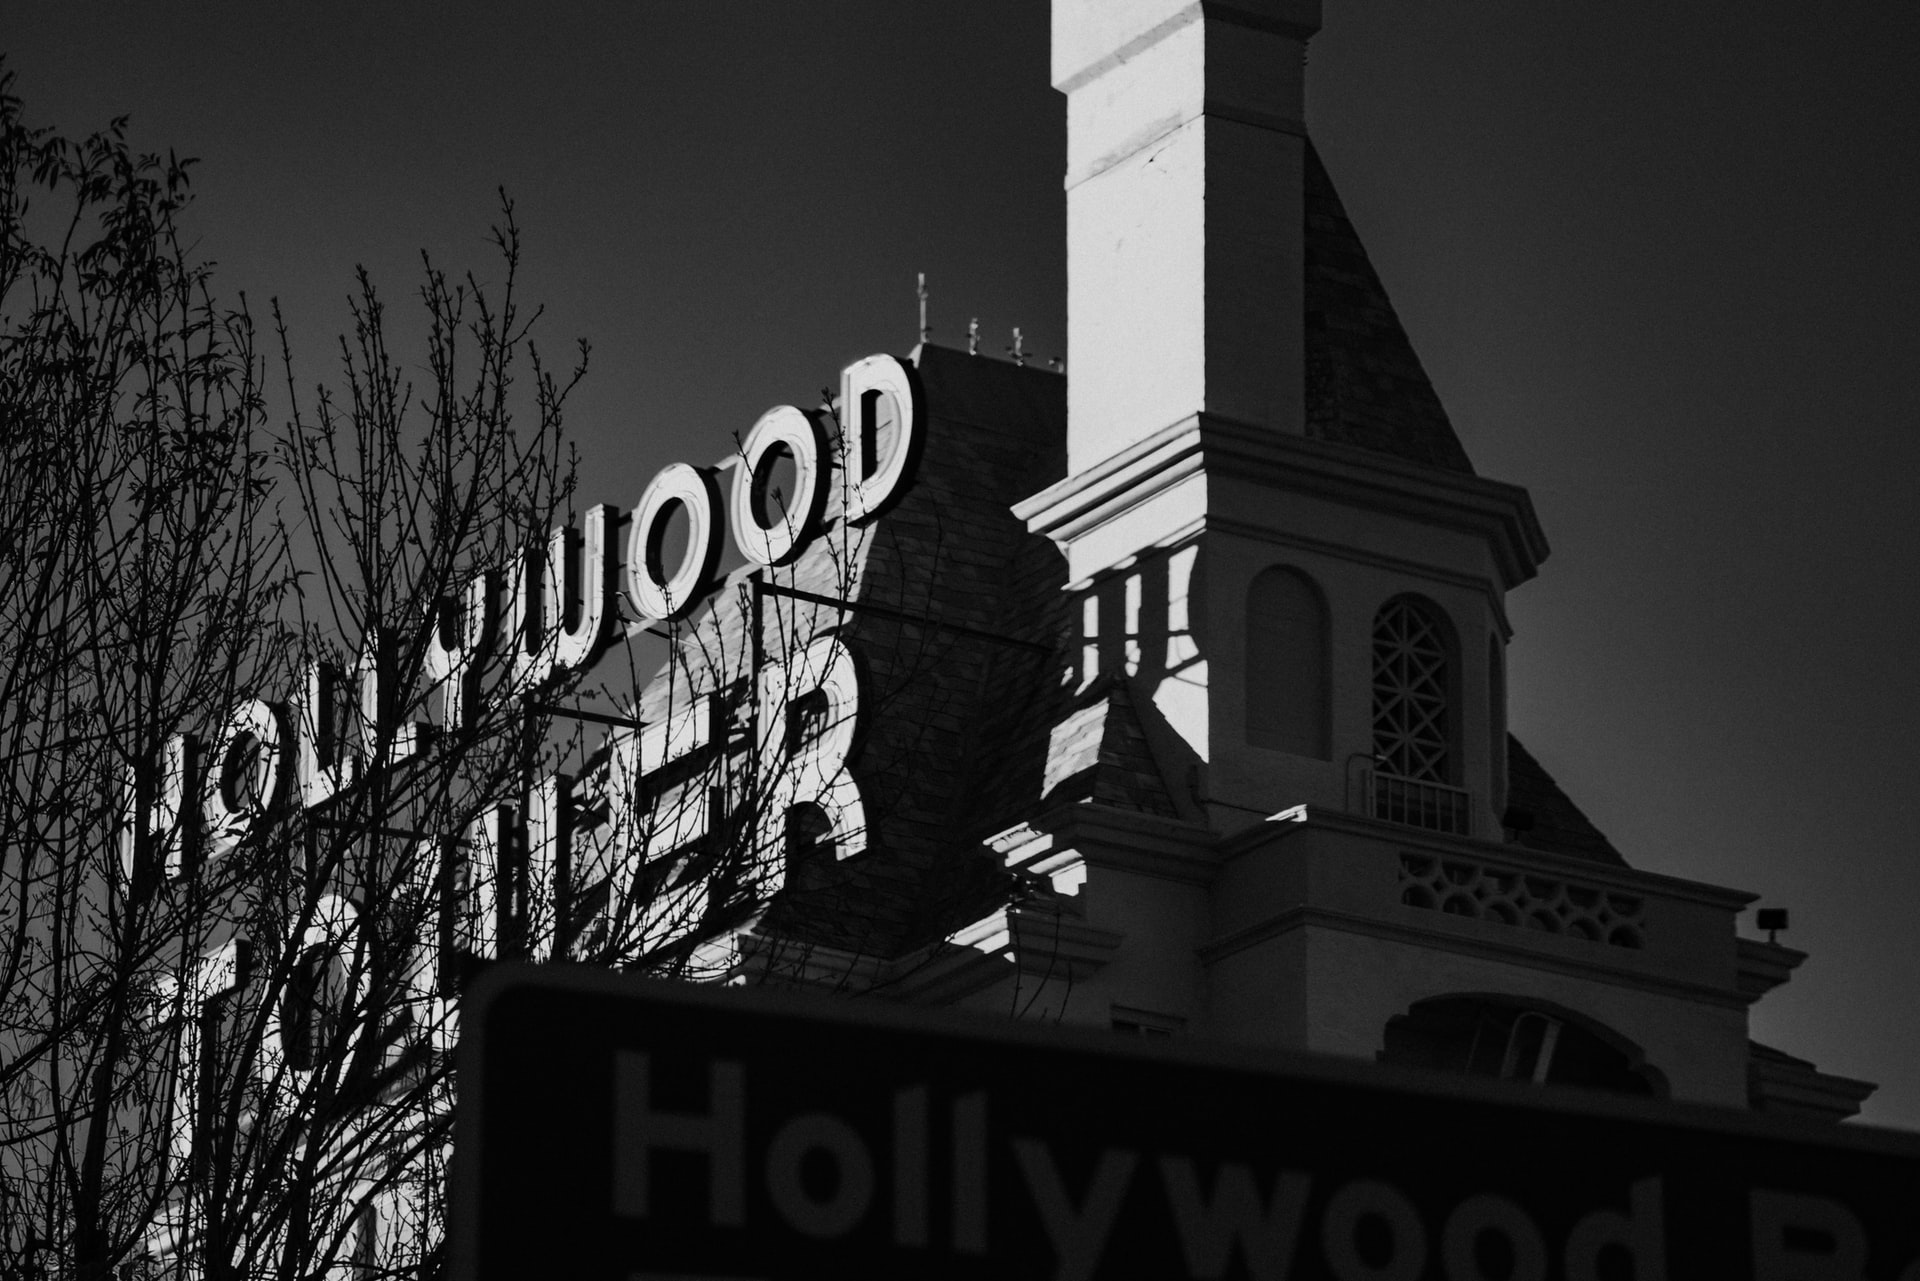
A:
1379 994 1668 1098
1245 566 1330 758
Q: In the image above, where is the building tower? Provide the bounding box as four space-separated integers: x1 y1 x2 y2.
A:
900 0 1868 1119
690 1 1868 1121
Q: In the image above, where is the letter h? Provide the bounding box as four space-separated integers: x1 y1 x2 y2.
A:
613 1052 745 1227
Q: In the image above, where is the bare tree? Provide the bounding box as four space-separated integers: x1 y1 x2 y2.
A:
1 66 950 1280
0 67 613 1279
0 63 285 1280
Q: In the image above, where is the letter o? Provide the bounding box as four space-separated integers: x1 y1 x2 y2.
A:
1443 1194 1546 1281
259 893 371 1087
203 698 290 859
731 405 829 566
626 462 722 621
1324 1180 1428 1281
764 1112 874 1238
840 354 924 525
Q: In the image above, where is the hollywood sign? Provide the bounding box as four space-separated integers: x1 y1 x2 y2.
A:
131 354 924 1181
458 970 1920 1281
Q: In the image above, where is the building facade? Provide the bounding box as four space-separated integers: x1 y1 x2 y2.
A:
81 8 1885 1278
658 0 1871 1122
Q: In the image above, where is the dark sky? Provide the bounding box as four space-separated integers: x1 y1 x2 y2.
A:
11 2 1919 1129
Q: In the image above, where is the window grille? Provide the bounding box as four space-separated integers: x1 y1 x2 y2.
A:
1371 596 1454 783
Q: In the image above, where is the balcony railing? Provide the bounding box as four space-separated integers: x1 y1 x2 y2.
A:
1370 770 1472 836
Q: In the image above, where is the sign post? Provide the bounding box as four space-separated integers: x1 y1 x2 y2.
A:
452 965 1920 1280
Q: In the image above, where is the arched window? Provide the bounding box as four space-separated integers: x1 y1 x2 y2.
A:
1371 595 1456 784
1380 996 1666 1098
1245 567 1329 758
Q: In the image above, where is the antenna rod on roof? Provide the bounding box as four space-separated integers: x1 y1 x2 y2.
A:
917 272 930 344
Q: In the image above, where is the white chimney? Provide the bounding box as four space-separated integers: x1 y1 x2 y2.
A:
1054 0 1321 473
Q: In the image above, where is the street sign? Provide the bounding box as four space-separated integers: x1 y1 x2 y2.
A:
451 964 1920 1280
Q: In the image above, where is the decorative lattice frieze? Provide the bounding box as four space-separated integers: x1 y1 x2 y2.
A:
1398 853 1645 950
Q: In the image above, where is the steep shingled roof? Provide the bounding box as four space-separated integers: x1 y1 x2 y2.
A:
774 346 1076 957
1304 141 1478 475
1505 734 1628 866
1037 673 1183 818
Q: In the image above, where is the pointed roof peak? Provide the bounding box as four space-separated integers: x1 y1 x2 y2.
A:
1303 139 1477 476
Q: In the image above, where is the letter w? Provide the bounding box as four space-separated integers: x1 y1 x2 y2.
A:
1159 1157 1311 1281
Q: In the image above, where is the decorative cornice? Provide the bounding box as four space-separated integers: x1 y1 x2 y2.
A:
1219 803 1758 913
996 803 1221 889
1015 413 1208 543
1015 413 1550 589
1735 936 1807 1003
878 941 1015 1007
1201 512 1514 636
1749 1053 1877 1121
1198 901 1752 1011
1054 2 1321 96
935 902 1127 987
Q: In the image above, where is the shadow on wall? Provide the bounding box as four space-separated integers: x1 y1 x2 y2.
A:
1053 540 1210 818
1076 539 1206 695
